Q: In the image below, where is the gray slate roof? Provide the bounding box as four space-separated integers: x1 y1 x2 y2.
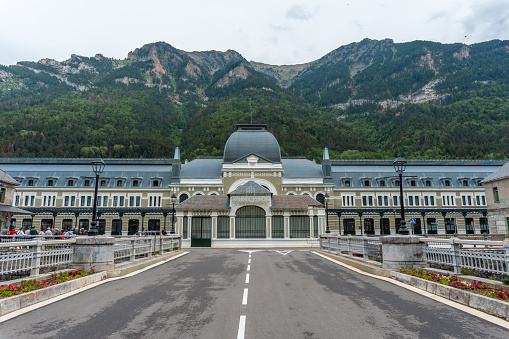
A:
176 195 230 211
181 159 222 179
223 125 281 163
229 181 272 195
482 161 509 183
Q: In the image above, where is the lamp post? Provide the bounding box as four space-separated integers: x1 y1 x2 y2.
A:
393 156 409 235
170 194 177 234
325 193 330 234
88 158 105 236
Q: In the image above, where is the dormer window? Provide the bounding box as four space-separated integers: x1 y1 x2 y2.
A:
395 180 400 187
379 180 386 187
100 180 107 187
425 180 432 187
27 179 34 187
341 177 353 187
151 179 161 187
67 179 75 187
462 180 469 187
410 180 417 187
116 180 123 187
132 180 139 187
84 179 91 187
364 180 370 187
47 179 54 187
444 180 451 187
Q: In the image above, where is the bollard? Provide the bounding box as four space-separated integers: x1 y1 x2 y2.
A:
130 239 136 261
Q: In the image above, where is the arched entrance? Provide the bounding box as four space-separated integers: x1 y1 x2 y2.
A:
235 206 266 238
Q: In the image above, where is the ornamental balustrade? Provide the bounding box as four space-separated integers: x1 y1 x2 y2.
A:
320 234 509 275
320 235 382 263
113 235 181 262
1 235 181 282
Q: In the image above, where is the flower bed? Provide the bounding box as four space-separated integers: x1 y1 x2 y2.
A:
0 268 95 299
399 268 509 302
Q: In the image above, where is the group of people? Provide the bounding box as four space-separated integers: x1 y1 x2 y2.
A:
2 227 89 237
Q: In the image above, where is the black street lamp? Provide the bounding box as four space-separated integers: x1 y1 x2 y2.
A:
88 158 105 236
393 156 409 235
170 194 177 234
325 193 330 234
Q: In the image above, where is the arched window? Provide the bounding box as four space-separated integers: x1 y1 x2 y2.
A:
316 193 325 205
235 206 266 238
179 193 189 203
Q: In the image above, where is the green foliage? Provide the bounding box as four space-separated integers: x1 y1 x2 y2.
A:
1 39 509 160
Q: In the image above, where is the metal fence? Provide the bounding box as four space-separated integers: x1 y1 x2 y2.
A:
1 235 182 282
113 235 181 262
320 234 509 275
320 235 382 263
0 239 75 281
421 238 508 275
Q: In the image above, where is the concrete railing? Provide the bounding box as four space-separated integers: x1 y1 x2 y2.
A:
320 234 509 274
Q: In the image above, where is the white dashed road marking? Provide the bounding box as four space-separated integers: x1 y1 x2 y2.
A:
237 315 246 339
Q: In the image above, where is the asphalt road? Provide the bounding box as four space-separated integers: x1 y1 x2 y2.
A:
1 249 508 339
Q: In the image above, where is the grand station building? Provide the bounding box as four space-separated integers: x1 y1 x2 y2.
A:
1 124 503 247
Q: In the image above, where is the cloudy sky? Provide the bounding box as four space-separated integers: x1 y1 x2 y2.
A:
1 0 508 66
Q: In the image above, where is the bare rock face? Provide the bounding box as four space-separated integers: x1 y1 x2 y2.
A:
214 63 250 87
185 61 202 78
453 46 470 60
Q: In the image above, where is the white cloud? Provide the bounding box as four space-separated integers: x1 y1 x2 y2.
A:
0 0 507 66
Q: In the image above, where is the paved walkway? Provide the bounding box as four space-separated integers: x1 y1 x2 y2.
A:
1 249 508 338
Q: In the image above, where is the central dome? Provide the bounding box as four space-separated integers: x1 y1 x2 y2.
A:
223 124 281 163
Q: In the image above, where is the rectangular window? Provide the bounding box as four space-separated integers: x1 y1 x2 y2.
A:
71 196 76 207
68 180 74 187
64 196 69 206
113 196 118 207
15 195 20 206
494 187 500 202
25 196 29 206
87 196 92 206
393 196 399 206
117 180 123 187
378 196 382 206
97 196 102 207
130 196 134 207
136 196 141 207
81 196 85 206
30 196 35 206
103 197 108 207
48 180 54 187
120 196 124 207
424 196 429 206
409 196 414 206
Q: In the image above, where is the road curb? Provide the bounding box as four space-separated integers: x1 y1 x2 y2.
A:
316 250 391 277
391 271 509 321
106 251 184 278
0 271 107 316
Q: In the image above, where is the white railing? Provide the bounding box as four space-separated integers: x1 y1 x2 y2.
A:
320 234 382 263
0 235 77 243
320 234 509 275
0 239 76 279
113 235 181 262
421 237 508 275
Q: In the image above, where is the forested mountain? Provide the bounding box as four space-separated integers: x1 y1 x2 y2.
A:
0 39 508 161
